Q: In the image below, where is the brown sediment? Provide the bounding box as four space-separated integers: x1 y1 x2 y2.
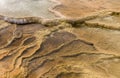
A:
0 0 120 78
51 0 120 18
0 11 119 78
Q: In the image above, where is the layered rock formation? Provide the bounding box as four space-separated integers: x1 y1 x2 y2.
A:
0 0 120 78
52 0 120 18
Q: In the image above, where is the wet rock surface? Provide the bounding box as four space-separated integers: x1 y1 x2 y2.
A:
0 0 120 78
0 12 120 78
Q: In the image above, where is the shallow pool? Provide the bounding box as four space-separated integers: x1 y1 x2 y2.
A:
0 0 57 19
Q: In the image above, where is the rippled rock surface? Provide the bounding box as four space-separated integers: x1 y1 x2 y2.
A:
0 0 120 78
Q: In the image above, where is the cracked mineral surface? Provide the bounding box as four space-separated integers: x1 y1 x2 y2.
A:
0 0 120 78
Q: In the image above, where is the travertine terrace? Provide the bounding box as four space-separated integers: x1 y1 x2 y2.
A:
0 0 120 78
